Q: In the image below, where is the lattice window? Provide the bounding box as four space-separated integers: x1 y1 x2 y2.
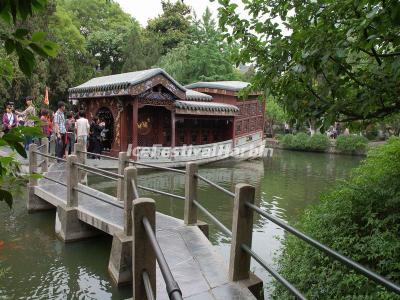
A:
238 104 244 117
258 117 264 128
250 118 256 131
251 104 256 115
243 119 249 132
236 121 242 134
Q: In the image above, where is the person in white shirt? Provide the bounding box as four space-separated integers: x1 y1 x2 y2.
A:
75 110 90 149
2 102 17 133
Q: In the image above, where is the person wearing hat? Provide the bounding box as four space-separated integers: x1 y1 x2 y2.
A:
16 96 37 150
2 102 18 133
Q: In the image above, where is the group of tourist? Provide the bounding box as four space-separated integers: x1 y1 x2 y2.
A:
326 123 350 139
2 97 109 160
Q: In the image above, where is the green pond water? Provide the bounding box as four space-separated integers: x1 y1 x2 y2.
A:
0 149 362 299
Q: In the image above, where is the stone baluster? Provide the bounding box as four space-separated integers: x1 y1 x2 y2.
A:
28 144 38 187
123 166 137 236
184 162 198 225
132 198 156 300
66 155 78 208
117 152 129 201
41 137 49 173
229 183 255 281
74 141 86 183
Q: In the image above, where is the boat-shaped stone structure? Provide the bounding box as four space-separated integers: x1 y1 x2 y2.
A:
68 68 265 167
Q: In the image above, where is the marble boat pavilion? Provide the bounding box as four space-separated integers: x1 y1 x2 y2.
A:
68 68 265 159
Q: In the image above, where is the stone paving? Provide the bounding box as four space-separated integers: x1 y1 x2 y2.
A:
34 163 256 299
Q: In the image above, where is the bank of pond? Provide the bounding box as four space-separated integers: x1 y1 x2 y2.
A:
268 133 372 155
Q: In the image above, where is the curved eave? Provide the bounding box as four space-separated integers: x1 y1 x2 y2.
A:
68 68 187 99
185 81 261 96
185 90 213 102
175 100 239 116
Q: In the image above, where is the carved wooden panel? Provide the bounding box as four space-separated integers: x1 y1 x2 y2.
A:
129 74 186 99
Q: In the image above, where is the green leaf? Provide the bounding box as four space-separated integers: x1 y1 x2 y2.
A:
29 43 48 57
41 41 59 57
31 31 46 42
18 48 35 76
14 28 29 39
0 2 12 24
4 39 15 54
0 156 14 165
0 189 13 209
17 0 32 20
30 173 42 180
13 142 27 158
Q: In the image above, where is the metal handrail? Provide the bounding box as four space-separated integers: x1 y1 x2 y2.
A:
138 185 185 201
142 217 183 300
193 200 232 237
245 202 400 295
75 150 119 161
74 186 124 209
142 271 155 300
128 159 186 174
131 179 140 199
41 175 67 187
33 151 66 162
76 166 118 182
73 162 123 179
241 244 306 300
195 174 235 198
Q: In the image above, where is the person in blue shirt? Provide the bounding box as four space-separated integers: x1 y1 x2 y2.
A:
53 101 66 159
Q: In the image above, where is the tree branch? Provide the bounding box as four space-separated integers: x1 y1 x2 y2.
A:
359 48 400 57
339 101 400 122
328 56 375 89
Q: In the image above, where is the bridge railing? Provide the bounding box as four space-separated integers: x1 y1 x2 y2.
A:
29 147 400 298
182 162 400 298
132 198 183 300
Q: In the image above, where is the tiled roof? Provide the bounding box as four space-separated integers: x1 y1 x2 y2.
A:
185 81 250 92
185 89 213 101
69 68 186 93
175 100 239 113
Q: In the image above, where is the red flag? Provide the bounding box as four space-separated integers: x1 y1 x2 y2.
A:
44 86 49 106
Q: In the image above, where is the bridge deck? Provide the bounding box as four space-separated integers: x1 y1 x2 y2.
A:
34 163 255 300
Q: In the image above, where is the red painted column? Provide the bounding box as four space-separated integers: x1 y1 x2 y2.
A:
171 111 176 148
232 117 236 147
132 98 138 160
120 108 127 153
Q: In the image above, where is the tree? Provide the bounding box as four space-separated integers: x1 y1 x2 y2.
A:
217 0 400 127
59 0 139 74
0 0 58 78
58 0 133 37
158 8 241 84
0 0 54 207
46 5 94 103
146 0 192 55
265 97 287 137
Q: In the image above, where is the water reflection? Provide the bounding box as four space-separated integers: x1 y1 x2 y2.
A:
0 149 361 299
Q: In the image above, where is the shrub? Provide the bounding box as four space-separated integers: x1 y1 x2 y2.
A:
280 134 295 148
273 138 400 299
336 135 368 154
291 132 309 150
308 133 331 152
280 133 330 152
